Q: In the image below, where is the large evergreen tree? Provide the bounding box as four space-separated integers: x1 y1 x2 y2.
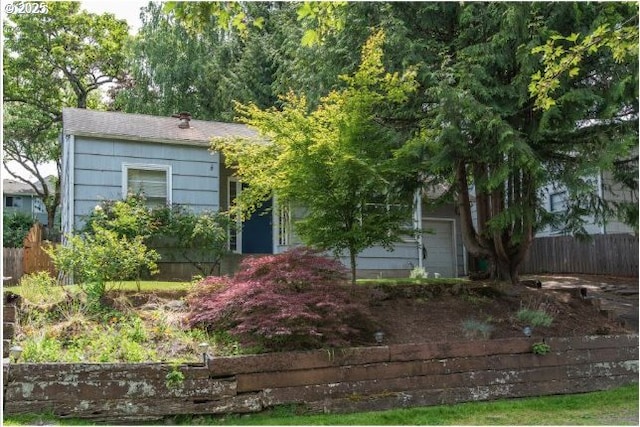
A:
148 2 638 283
402 3 638 282
113 2 278 121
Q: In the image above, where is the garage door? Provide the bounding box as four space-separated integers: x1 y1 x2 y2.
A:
422 220 456 277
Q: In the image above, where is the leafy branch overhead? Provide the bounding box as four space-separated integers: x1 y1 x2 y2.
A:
530 17 639 110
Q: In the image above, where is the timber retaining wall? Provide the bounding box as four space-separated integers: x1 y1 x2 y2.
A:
3 335 638 422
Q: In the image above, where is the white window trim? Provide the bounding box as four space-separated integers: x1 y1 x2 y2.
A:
228 177 242 254
122 163 172 205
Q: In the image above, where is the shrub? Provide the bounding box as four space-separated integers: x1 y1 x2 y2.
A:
409 267 428 279
462 318 494 339
86 195 231 276
516 308 553 327
3 211 35 247
187 248 377 352
48 228 160 305
18 272 63 306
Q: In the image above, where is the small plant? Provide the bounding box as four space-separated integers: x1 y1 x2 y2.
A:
17 272 64 306
462 318 494 339
409 267 428 279
532 341 551 355
165 364 186 390
516 308 553 327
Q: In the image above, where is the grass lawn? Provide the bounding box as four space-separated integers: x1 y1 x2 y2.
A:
4 280 192 297
4 384 637 425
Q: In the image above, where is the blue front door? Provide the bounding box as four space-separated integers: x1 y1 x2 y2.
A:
242 197 273 254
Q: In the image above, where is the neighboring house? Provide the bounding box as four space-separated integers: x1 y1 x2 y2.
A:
537 168 637 237
61 108 466 279
2 178 48 225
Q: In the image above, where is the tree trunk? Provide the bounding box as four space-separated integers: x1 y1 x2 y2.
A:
349 248 357 285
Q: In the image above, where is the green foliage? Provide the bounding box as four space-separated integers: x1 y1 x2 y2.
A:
532 341 552 355
16 272 62 306
213 31 418 283
86 195 231 276
115 2 276 121
3 2 130 228
516 308 554 328
530 5 639 110
165 365 186 390
462 318 495 340
47 229 159 305
409 267 429 279
153 206 231 276
2 212 35 248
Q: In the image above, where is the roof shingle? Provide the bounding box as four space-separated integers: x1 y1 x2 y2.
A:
62 108 259 145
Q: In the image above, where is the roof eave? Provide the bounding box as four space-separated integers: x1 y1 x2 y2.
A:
64 131 213 148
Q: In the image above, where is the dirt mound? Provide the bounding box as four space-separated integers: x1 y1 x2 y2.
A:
365 279 633 345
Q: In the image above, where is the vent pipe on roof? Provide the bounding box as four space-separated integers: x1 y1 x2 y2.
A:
171 112 192 129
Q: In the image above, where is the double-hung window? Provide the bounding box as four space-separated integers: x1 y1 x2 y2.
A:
122 164 172 208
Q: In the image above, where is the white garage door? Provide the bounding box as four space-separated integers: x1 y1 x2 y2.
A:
422 219 456 277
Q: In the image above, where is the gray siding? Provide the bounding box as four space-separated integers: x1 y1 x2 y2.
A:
275 200 465 278
72 136 220 229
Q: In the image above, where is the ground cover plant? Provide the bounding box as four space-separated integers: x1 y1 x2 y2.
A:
8 274 240 363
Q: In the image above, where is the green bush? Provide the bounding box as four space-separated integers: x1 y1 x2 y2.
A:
516 308 554 327
17 272 63 306
3 211 34 247
48 228 159 305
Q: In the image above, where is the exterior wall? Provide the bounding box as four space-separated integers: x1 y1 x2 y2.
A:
4 335 637 422
3 194 47 225
274 200 465 279
67 136 220 230
537 170 637 238
600 170 636 235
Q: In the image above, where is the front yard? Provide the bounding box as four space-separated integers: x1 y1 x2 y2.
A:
4 272 632 363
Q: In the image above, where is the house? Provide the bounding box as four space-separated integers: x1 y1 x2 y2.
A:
61 108 466 279
2 178 48 225
536 169 637 237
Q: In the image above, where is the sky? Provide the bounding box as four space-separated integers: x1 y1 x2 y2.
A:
2 1 148 182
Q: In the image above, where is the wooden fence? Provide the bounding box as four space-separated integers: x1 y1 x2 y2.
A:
2 248 24 286
2 223 56 285
520 233 639 276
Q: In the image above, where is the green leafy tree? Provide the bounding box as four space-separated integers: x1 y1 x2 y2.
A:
113 2 277 121
213 31 417 284
3 1 130 231
529 3 638 110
